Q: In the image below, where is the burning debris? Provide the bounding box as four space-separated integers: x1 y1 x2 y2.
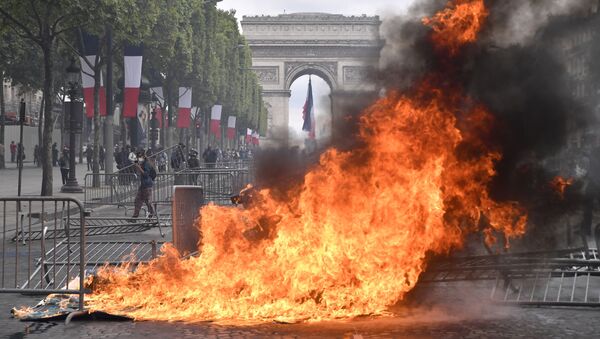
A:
82 0 529 323
550 176 574 200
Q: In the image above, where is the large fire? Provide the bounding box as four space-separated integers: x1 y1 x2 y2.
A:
87 0 526 323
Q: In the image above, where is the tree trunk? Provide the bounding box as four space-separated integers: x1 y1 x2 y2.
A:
40 40 54 196
37 94 44 167
92 66 101 187
0 72 5 169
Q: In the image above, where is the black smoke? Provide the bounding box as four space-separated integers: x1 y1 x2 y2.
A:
378 0 598 207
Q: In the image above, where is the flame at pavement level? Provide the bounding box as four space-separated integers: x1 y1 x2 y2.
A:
86 0 527 323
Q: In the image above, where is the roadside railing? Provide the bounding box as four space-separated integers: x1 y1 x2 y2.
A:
84 167 254 209
0 197 86 311
116 144 183 174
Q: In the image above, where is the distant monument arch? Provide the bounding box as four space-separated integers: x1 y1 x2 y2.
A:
241 13 383 146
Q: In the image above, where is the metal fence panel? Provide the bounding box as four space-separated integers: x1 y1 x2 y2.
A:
84 168 253 208
0 197 86 310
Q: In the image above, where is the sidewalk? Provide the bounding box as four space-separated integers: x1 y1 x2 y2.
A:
0 160 116 198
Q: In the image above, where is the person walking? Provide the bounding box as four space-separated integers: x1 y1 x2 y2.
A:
9 141 16 163
99 146 105 171
86 144 93 171
170 143 186 171
33 145 39 167
59 150 70 185
131 149 156 219
17 143 25 167
52 143 59 167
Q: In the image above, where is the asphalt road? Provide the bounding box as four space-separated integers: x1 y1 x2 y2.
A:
2 283 600 338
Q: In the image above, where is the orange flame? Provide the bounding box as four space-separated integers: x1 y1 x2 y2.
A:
86 0 526 323
550 176 574 199
422 0 488 55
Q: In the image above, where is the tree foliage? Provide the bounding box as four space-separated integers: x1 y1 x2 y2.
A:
0 0 266 188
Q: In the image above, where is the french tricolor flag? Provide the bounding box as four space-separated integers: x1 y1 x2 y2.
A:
80 33 106 118
177 87 192 128
227 116 236 140
245 128 252 144
210 105 222 138
302 77 316 140
123 44 143 118
150 87 164 128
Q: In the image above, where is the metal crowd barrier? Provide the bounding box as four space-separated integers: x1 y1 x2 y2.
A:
84 168 254 208
116 144 183 174
84 172 177 209
421 247 600 307
0 197 86 310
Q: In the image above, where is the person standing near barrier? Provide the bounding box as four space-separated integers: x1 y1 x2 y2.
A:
202 145 218 169
9 141 16 163
171 143 186 171
99 146 105 171
85 144 93 171
17 143 25 166
59 150 70 185
131 149 156 219
157 147 167 172
188 150 200 169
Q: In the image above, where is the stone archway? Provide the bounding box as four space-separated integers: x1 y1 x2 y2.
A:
241 13 383 146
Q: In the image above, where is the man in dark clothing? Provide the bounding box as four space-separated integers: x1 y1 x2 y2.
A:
202 145 218 169
33 145 39 167
99 146 105 170
86 145 93 171
9 141 16 163
131 149 156 219
114 146 122 169
17 143 25 166
188 150 200 169
59 150 70 185
52 143 59 167
170 144 186 171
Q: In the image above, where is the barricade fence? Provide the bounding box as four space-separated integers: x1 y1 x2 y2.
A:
0 197 86 310
84 168 254 209
116 144 183 174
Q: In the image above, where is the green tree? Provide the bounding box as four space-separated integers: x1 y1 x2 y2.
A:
0 0 93 195
63 0 159 186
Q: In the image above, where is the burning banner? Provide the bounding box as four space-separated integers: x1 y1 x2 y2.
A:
86 0 526 323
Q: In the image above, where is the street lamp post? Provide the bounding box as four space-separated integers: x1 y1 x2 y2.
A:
149 93 159 151
61 58 84 193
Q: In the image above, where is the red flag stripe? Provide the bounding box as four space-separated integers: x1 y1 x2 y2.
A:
123 88 140 118
177 107 192 128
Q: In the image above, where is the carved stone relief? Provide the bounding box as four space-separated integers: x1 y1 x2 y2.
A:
251 46 381 58
343 66 372 83
252 67 279 84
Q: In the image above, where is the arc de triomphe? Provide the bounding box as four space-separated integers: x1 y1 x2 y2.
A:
241 13 383 146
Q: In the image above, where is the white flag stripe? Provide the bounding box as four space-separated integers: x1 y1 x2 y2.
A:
227 116 236 128
211 105 222 120
191 107 199 119
178 87 192 108
150 87 164 106
80 56 104 88
124 56 143 88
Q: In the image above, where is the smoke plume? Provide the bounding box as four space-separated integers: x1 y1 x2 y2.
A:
378 0 598 210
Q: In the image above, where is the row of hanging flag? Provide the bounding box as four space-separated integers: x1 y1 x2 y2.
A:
80 33 259 145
